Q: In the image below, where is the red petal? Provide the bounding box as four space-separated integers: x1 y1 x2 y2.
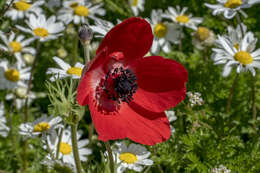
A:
88 94 171 145
131 56 188 112
96 17 153 62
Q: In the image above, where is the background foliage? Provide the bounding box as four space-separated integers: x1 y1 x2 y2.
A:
0 0 260 172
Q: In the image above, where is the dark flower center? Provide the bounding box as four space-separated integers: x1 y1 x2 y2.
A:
103 67 138 103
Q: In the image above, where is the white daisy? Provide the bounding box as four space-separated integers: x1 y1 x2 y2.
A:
5 87 36 110
112 142 153 173
148 9 180 54
166 110 177 134
16 14 65 42
0 59 30 90
90 19 115 38
192 27 216 50
5 0 44 20
19 114 62 137
47 56 84 81
205 0 260 19
58 0 105 25
129 0 145 16
0 31 35 66
212 32 260 76
45 128 92 167
0 103 10 138
162 6 203 30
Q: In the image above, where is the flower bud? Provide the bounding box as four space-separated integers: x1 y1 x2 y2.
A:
15 87 27 99
57 47 68 58
23 54 35 65
78 24 93 45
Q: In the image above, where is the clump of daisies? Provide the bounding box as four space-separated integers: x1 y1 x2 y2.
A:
0 59 30 90
58 0 105 25
212 26 260 77
19 114 62 138
46 56 84 81
0 31 35 66
108 142 153 173
5 0 44 20
205 0 260 19
163 6 203 30
16 14 65 42
43 128 92 169
147 9 180 54
211 165 231 173
187 91 204 107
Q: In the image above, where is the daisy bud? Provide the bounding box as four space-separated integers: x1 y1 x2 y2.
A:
78 24 93 45
57 47 68 58
23 54 35 65
15 87 27 99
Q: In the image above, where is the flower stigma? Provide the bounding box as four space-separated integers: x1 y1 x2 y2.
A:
14 1 31 11
176 15 190 23
103 67 138 104
33 122 50 132
224 0 242 8
59 142 72 155
154 23 167 38
33 28 49 37
66 67 82 76
119 152 138 164
74 6 89 16
5 69 20 82
234 51 253 65
10 41 22 52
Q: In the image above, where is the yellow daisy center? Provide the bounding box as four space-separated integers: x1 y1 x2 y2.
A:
234 51 253 65
4 69 20 82
196 27 210 41
176 15 190 23
66 67 82 76
59 142 72 155
33 28 49 38
154 23 167 38
234 43 239 50
132 0 138 6
119 152 138 164
33 122 50 132
224 0 242 8
14 1 31 11
74 6 89 17
10 41 22 52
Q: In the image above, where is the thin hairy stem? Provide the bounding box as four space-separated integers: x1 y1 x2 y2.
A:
104 141 114 173
55 128 64 159
226 73 239 114
178 26 183 51
83 42 90 64
71 115 82 173
251 74 256 129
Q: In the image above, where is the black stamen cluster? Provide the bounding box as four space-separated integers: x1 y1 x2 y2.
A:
103 67 138 104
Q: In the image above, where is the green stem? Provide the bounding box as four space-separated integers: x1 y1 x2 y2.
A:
71 115 82 173
251 74 256 129
235 13 244 37
22 40 41 173
55 128 64 159
226 73 239 114
83 42 90 64
104 141 114 173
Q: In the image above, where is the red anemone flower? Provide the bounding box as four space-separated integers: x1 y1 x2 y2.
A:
77 17 188 145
